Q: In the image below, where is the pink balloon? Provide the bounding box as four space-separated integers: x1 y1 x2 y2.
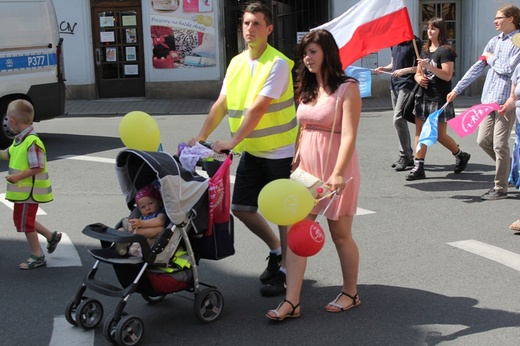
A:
288 220 325 257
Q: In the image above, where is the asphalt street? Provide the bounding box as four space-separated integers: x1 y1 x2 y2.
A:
1 105 520 345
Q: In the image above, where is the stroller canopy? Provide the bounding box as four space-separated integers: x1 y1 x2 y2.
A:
115 149 208 226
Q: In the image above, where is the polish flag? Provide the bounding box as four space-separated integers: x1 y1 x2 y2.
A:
315 0 414 69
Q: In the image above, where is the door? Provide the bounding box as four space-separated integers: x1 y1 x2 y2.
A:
223 0 329 67
91 1 145 98
419 0 461 83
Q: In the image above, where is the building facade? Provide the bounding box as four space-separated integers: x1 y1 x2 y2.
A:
55 0 500 100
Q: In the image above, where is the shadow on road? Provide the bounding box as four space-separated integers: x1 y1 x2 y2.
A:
37 133 124 162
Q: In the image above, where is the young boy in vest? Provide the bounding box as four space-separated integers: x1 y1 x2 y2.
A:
0 99 61 269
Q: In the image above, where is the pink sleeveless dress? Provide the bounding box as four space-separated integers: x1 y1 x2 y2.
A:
296 81 360 219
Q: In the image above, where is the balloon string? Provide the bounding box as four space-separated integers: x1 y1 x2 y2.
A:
315 193 337 225
314 177 353 225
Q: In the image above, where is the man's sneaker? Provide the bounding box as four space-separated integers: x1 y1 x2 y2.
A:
454 152 471 174
259 253 282 283
260 271 286 297
394 156 414 171
405 166 426 181
481 188 507 200
47 231 62 254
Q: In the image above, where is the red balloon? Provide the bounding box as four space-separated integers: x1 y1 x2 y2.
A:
288 220 325 257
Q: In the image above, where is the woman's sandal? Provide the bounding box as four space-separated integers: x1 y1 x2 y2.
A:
509 219 520 232
325 291 361 313
266 299 300 321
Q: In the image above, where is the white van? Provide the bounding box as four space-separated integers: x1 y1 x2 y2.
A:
0 0 65 148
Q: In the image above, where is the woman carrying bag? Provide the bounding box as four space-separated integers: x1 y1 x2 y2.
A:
266 29 362 321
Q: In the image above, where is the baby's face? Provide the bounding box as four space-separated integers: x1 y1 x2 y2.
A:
137 197 161 216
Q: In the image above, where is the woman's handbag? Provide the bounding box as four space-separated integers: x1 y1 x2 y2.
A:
289 167 323 197
290 83 347 197
402 83 420 124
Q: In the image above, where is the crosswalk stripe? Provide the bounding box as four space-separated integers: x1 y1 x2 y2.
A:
50 316 94 346
58 155 376 215
0 193 46 215
356 207 375 215
447 239 520 272
39 233 82 267
58 154 116 164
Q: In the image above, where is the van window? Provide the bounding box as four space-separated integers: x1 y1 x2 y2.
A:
0 3 53 49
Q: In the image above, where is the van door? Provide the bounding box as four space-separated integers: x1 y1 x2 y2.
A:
91 1 145 98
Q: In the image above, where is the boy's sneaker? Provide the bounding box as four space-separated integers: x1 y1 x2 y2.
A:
19 254 46 270
259 253 282 283
481 188 507 200
47 231 62 254
394 156 414 171
454 152 471 173
260 271 286 297
405 166 426 181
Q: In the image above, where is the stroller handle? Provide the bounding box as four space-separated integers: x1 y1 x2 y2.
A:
199 141 231 155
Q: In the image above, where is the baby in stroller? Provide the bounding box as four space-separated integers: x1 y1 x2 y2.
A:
117 183 169 257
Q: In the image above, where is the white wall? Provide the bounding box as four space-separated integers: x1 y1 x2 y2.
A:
53 0 94 85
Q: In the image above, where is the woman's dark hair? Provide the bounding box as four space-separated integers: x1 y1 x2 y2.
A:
295 29 351 103
422 17 457 58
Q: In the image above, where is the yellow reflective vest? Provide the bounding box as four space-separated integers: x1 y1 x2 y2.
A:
226 44 297 153
6 134 53 203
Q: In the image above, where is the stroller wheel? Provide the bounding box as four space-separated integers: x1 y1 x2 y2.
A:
65 296 87 326
75 298 104 330
115 315 145 346
103 313 117 344
141 294 166 304
194 288 224 323
103 312 127 344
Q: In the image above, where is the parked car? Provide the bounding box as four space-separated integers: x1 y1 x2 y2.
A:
0 0 65 148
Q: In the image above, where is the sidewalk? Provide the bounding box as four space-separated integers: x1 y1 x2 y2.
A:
64 95 482 116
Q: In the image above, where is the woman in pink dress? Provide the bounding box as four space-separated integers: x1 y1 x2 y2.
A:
266 29 362 321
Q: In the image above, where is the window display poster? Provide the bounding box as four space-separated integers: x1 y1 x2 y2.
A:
126 46 137 61
100 31 115 43
122 15 137 26
126 28 137 43
100 16 114 27
125 64 139 75
106 47 117 62
150 1 216 70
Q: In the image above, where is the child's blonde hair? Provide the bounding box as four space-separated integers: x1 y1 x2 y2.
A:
7 100 34 125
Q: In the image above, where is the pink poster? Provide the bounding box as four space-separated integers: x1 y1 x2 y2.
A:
448 103 500 138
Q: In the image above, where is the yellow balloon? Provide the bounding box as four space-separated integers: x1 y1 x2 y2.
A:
258 179 314 226
119 111 161 151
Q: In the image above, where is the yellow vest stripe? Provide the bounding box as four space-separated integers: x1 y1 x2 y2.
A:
232 117 298 138
229 97 295 118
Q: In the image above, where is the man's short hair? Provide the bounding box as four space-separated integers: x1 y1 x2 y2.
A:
244 2 273 26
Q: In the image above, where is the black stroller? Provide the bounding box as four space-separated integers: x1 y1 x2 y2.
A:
64 149 234 345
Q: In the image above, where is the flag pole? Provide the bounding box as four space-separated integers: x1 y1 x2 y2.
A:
412 39 423 76
402 0 423 76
